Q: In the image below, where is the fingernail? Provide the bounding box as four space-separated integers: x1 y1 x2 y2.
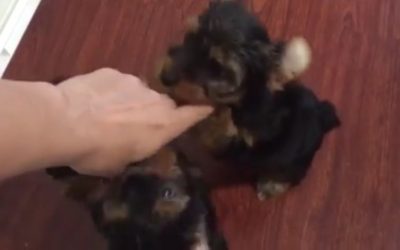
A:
176 105 214 122
194 105 214 117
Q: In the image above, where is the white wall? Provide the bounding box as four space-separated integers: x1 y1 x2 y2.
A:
0 0 41 77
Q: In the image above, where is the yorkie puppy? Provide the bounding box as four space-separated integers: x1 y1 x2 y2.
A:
46 148 227 250
158 0 311 155
230 82 340 199
158 0 339 199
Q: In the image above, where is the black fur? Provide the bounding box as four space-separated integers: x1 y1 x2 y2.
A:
160 1 281 104
46 166 79 179
159 1 340 196
95 171 226 250
46 151 227 250
231 82 340 185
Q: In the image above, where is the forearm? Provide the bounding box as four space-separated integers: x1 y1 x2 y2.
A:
0 79 87 179
0 69 212 179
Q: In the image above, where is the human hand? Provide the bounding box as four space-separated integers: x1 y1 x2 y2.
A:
57 68 212 176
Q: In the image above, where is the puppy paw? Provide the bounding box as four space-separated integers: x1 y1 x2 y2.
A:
256 180 291 200
281 37 312 81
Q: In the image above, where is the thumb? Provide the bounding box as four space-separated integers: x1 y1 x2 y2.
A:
161 105 213 142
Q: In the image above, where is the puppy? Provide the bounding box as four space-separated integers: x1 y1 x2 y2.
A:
158 0 311 154
230 82 340 199
46 148 227 250
159 0 311 100
158 0 339 199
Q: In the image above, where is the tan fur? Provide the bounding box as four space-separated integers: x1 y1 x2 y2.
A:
195 107 238 154
155 56 173 82
209 47 244 85
209 46 225 64
226 55 244 86
124 148 181 179
102 201 129 222
257 180 291 200
280 37 311 80
153 195 190 219
267 37 312 92
186 16 200 33
169 81 212 105
192 216 210 250
239 129 254 147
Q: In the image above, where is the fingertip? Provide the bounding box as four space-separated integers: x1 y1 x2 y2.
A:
175 105 214 125
179 105 214 118
158 105 214 144
172 105 214 129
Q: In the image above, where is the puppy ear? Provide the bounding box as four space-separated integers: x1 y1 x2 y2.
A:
46 167 111 205
157 56 181 86
145 148 185 178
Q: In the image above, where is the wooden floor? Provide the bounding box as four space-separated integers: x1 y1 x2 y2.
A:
1 0 400 249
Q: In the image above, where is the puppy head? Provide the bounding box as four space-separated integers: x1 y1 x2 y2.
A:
159 1 276 105
75 149 201 234
46 149 195 231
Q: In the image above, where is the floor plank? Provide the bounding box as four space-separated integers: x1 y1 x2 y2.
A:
1 0 400 249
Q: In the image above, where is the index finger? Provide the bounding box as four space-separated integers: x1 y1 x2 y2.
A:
159 105 214 143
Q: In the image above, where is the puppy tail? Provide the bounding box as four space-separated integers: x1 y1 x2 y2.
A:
318 101 340 133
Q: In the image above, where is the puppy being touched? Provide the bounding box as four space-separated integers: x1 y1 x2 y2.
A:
158 0 339 199
158 0 311 155
46 148 227 250
159 1 310 104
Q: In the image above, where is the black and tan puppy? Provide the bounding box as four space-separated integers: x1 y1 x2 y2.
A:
158 0 311 155
230 82 340 199
158 0 339 199
46 148 227 250
159 1 310 103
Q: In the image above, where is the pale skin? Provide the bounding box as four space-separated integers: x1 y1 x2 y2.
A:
0 68 213 179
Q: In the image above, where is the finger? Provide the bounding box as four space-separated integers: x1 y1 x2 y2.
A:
71 153 128 177
122 73 146 86
133 93 176 114
159 105 213 143
158 94 177 109
72 164 125 177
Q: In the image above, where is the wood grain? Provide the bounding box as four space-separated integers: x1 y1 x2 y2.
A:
2 0 400 249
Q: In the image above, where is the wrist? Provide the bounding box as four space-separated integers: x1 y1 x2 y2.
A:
40 83 94 168
7 80 93 171
0 80 90 178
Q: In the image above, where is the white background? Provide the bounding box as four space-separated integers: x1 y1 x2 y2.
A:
0 0 41 77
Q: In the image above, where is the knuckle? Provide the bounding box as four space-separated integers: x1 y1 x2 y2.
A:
123 74 141 83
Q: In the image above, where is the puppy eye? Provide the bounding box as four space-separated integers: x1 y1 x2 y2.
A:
161 188 176 199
